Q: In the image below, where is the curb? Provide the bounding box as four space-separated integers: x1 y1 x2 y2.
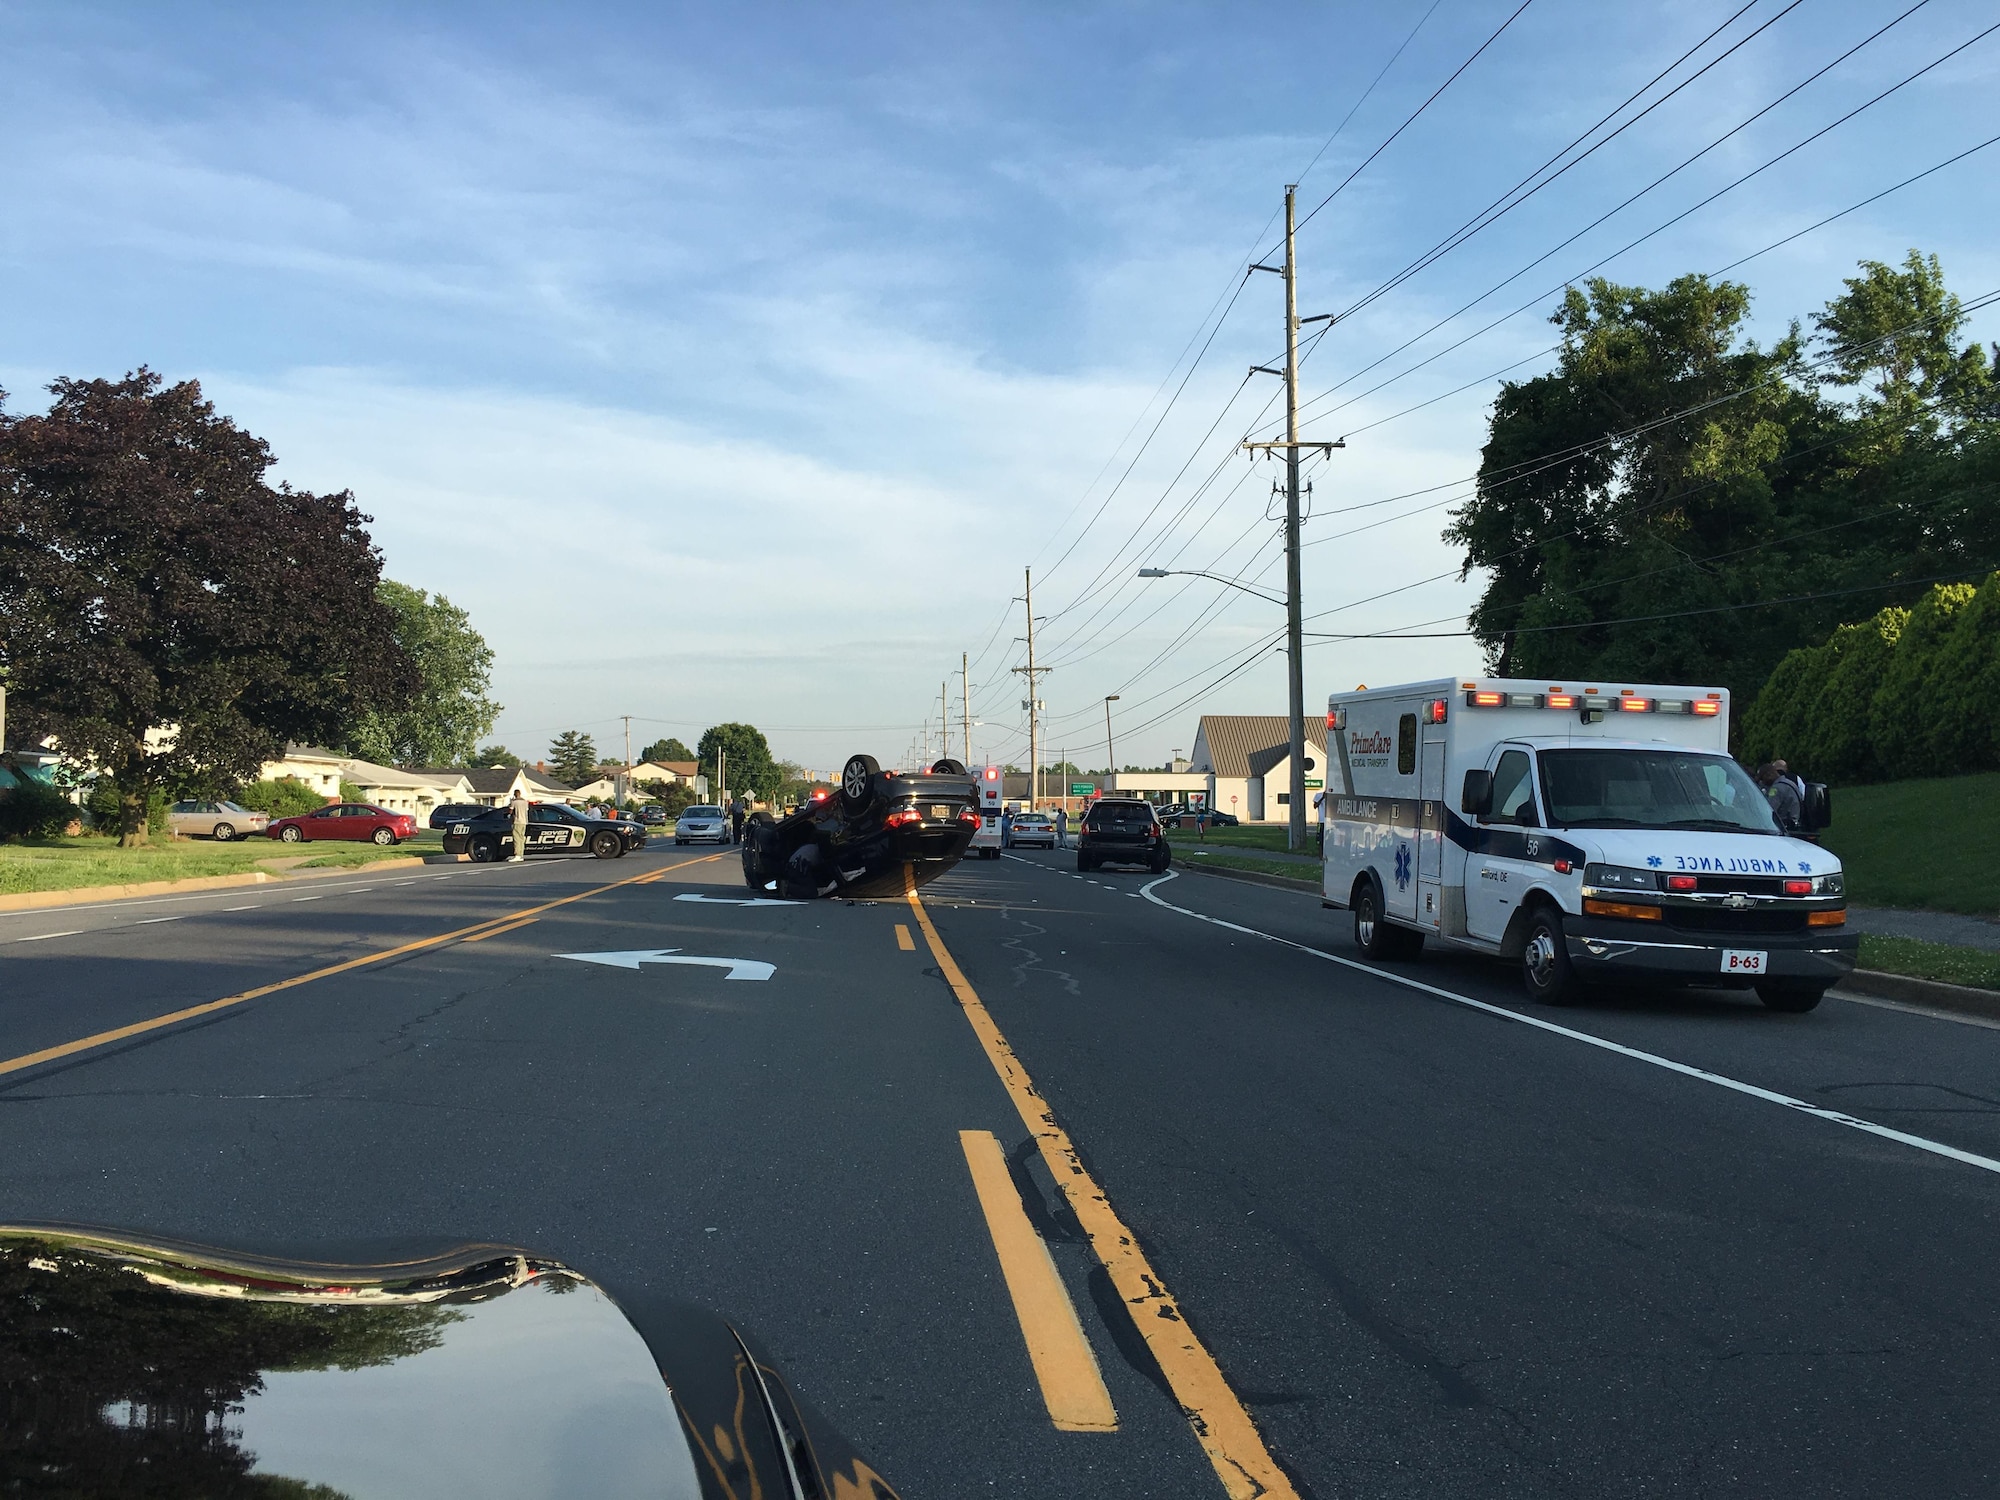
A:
0 854 431 913
1834 968 2000 1023
1177 862 1320 895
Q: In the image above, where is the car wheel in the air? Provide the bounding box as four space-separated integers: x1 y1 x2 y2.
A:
372 827 397 845
1756 980 1826 1013
589 831 622 859
212 822 236 842
469 835 500 863
1521 904 1580 1005
930 757 967 776
840 753 882 811
279 825 304 843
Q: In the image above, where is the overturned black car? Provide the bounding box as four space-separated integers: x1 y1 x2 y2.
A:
743 754 978 899
442 802 648 862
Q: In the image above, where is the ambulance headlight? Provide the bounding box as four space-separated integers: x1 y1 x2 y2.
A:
1582 863 1660 892
1814 872 1843 895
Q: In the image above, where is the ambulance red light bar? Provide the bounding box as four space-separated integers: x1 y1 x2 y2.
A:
1425 698 1449 724
1465 690 1544 708
1665 874 1697 892
1618 697 1653 713
984 767 1000 780
1782 878 1814 896
1545 692 1577 709
1327 706 1346 730
1691 700 1722 716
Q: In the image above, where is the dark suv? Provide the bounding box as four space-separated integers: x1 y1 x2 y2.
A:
1077 798 1170 873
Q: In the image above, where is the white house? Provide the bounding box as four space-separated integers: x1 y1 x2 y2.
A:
257 745 348 800
336 760 475 818
1184 714 1328 823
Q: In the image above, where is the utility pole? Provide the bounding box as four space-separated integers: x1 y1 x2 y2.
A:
1103 695 1119 789
1012 567 1050 810
1245 184 1340 851
940 681 949 766
961 652 971 766
620 715 633 809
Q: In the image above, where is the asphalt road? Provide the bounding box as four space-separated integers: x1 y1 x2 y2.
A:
5 842 2000 1497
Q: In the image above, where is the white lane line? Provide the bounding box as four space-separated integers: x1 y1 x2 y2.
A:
135 916 184 925
222 905 262 911
15 930 82 942
291 896 322 903
1134 871 2000 1180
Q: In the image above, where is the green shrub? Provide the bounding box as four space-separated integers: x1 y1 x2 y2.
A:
0 775 78 840
236 776 327 820
1746 571 2000 783
81 779 171 837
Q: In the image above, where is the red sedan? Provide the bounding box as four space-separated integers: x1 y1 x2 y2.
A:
265 802 418 846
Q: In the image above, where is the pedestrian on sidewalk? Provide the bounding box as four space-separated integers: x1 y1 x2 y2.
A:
1056 806 1069 848
507 788 530 863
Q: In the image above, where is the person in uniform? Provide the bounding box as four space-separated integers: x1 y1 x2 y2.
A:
508 788 530 862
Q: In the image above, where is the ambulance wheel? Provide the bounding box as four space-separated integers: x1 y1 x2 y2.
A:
1521 905 1580 1005
1756 980 1826 1013
840 754 881 811
1353 881 1418 960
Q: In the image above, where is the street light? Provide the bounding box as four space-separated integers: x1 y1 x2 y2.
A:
1138 566 1307 848
1103 695 1119 789
1136 567 1286 607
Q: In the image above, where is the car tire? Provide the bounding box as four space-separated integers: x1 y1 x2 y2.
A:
840 753 881 811
1756 980 1826 1013
1149 849 1171 874
1521 904 1580 1005
675 838 686 846
469 835 500 863
279 825 304 843
1077 852 1094 872
212 822 236 842
372 827 397 846
930 757 968 776
589 831 622 859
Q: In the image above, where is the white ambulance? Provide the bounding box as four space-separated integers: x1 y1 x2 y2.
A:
1320 676 1854 1011
969 765 1006 859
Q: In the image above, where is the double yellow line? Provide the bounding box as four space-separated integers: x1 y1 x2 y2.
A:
0 855 719 1081
905 873 1297 1500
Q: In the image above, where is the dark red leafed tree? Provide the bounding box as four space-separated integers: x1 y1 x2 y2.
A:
0 370 414 844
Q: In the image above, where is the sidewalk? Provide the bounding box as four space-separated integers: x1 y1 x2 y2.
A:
1847 906 2000 952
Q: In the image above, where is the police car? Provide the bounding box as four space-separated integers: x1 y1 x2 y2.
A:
442 802 647 862
1320 676 1855 1011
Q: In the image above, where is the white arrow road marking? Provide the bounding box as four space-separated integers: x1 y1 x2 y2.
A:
671 894 794 907
556 948 775 981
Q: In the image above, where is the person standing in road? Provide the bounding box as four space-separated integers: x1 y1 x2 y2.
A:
1000 804 1014 849
729 798 745 845
1313 789 1328 855
508 788 530 863
1055 806 1069 848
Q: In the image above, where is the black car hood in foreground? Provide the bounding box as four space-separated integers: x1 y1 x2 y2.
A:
0 1224 898 1500
742 755 978 899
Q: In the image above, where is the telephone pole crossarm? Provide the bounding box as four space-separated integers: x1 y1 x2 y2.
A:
1241 439 1342 456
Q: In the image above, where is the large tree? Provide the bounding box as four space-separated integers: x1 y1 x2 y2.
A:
1444 258 1996 709
547 730 598 785
341 581 498 767
0 372 413 844
697 722 776 799
641 735 695 763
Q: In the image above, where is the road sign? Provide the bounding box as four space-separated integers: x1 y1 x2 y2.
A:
557 949 774 981
1303 779 1323 790
1070 782 1094 796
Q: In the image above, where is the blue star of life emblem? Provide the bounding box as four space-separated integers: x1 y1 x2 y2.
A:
1798 861 1812 874
1394 843 1412 891
1645 855 1663 867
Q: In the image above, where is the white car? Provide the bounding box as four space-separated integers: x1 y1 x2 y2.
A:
674 805 732 845
1008 812 1058 849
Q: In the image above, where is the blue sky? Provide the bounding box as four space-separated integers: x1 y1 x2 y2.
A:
2 1 1995 773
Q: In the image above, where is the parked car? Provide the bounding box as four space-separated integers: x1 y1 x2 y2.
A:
168 799 268 842
265 803 417 846
428 802 488 829
638 805 669 826
442 802 646 862
742 755 978 899
1008 811 1057 849
1077 798 1169 873
675 805 731 845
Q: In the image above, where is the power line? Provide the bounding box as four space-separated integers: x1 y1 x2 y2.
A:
1275 0 1965 438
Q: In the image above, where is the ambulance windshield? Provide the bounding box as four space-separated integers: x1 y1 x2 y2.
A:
1538 749 1778 834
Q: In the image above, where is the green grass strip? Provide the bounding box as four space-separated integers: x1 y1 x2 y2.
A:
1858 933 2000 991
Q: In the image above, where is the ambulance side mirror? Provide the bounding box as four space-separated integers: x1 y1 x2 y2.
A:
1460 770 1493 817
1800 782 1832 832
